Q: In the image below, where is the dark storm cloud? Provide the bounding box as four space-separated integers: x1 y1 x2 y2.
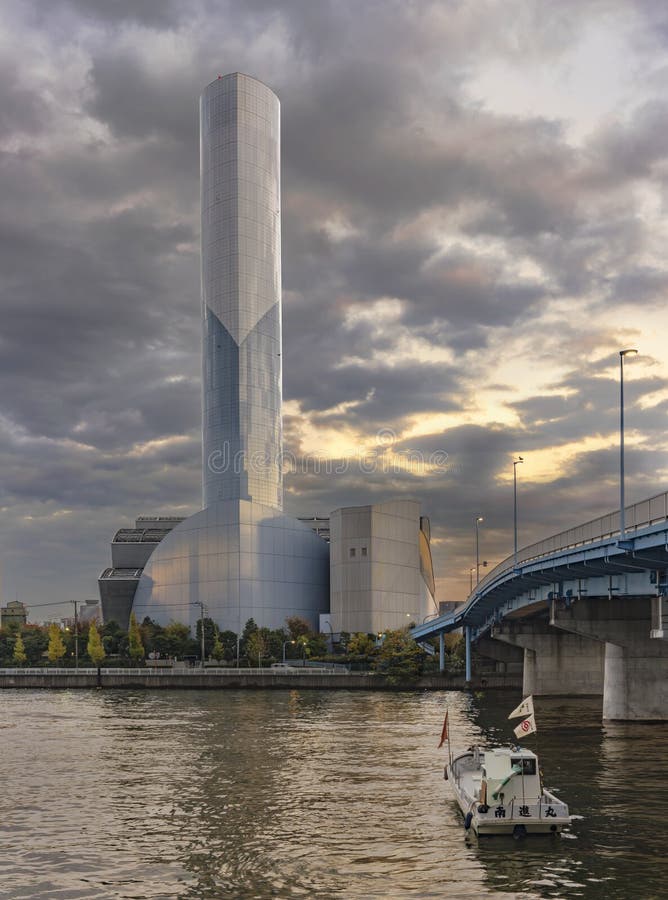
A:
55 0 184 28
1 0 667 610
0 63 51 137
0 207 198 444
85 53 200 142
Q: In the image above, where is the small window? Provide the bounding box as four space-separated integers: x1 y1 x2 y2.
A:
511 757 536 775
361 547 368 557
349 548 356 558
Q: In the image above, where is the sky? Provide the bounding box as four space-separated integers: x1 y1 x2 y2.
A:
2 0 668 620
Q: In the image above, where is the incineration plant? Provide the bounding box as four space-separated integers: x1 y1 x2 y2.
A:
98 73 436 636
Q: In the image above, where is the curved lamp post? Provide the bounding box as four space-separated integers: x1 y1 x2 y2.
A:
513 456 524 567
619 349 638 540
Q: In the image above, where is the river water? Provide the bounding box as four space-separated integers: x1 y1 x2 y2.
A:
1 688 666 899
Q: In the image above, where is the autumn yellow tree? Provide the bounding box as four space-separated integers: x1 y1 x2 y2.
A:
128 611 145 661
87 622 106 667
246 630 267 667
13 633 27 666
47 623 66 664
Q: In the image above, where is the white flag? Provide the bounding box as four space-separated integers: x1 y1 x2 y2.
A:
508 695 534 720
513 713 537 739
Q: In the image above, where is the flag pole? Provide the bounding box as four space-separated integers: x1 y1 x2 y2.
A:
449 714 453 767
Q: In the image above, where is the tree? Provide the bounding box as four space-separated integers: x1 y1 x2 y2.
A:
87 622 106 667
47 624 67 664
263 627 287 661
100 620 125 655
140 617 164 656
211 633 225 661
128 612 145 661
13 633 27 666
21 624 49 666
217 629 238 662
246 630 268 667
285 615 311 641
196 617 218 657
373 628 425 684
309 633 328 657
154 622 196 659
348 632 376 657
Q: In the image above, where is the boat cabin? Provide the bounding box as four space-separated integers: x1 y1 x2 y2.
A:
481 747 541 805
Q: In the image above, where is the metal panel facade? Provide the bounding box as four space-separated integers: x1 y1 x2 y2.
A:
200 73 282 509
132 499 330 633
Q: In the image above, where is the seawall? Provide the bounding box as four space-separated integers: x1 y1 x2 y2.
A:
0 669 520 691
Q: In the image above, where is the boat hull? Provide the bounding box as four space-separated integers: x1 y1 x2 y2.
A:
446 751 570 837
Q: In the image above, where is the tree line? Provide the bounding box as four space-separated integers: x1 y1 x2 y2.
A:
0 613 465 679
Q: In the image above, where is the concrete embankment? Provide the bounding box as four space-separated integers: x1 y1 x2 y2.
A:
0 670 521 691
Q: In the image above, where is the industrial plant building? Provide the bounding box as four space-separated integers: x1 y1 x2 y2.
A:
98 73 436 635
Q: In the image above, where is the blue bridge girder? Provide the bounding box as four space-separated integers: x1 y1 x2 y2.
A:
411 489 668 646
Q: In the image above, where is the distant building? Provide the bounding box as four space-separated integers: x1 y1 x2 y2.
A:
61 601 101 630
96 76 439 639
1 601 27 628
98 517 184 628
298 516 331 542
329 499 436 634
98 74 329 633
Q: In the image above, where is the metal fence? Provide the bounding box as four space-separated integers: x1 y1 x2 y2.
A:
475 489 668 596
0 667 352 676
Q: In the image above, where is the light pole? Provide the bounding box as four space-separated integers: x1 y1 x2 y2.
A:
298 637 308 667
619 349 638 540
513 456 524 567
71 600 80 669
192 601 206 668
475 516 484 586
469 567 474 593
282 639 295 663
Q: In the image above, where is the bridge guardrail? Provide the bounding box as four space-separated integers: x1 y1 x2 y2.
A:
475 489 668 596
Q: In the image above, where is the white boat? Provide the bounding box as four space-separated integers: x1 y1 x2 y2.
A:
445 745 570 837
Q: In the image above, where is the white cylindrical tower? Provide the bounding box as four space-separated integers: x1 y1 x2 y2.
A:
200 73 283 509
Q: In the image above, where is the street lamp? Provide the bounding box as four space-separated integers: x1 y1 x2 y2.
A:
513 456 524 567
619 349 638 540
282 639 295 663
192 601 206 668
469 567 474 593
475 516 484 586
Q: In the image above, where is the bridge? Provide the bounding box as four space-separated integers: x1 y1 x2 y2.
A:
411 489 668 722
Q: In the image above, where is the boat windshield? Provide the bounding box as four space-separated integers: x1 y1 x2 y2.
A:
511 757 536 775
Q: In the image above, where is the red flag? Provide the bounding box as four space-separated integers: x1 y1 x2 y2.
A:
438 710 449 748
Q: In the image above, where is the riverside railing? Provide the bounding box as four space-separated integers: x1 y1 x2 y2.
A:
0 667 352 676
475 488 668 597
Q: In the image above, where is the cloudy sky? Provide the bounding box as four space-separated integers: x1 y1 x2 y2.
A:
2 0 668 619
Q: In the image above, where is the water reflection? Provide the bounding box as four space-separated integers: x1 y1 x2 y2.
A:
0 689 667 898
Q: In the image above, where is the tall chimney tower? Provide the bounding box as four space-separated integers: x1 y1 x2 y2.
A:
200 73 283 509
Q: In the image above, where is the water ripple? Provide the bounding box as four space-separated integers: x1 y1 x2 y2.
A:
1 689 667 897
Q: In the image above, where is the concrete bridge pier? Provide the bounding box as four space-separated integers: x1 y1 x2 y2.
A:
491 620 604 697
475 635 524 674
550 596 668 721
